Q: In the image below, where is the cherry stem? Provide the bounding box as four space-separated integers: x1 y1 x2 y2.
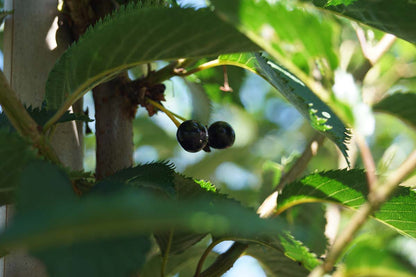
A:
146 98 183 127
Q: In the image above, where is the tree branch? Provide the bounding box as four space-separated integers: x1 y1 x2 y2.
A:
309 149 416 276
355 133 377 192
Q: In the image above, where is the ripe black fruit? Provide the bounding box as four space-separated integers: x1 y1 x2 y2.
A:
208 121 235 149
176 120 208 152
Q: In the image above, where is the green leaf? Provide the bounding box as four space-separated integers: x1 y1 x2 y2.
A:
0 130 37 205
282 204 328 256
15 160 152 277
33 236 151 277
276 169 416 238
0 108 92 132
94 162 176 196
211 0 339 71
246 243 310 276
45 5 259 112
154 175 221 256
373 92 416 130
141 238 218 277
191 62 247 105
310 0 416 44
218 53 351 163
341 234 416 277
0 163 287 254
96 164 207 257
325 0 358 6
279 233 321 271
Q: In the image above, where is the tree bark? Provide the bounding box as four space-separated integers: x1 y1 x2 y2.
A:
2 0 83 276
93 78 134 180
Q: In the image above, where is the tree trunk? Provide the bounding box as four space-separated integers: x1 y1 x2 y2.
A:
93 78 134 180
2 0 83 276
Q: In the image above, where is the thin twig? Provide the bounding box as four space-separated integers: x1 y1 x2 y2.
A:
309 149 416 276
353 26 397 82
355 133 377 192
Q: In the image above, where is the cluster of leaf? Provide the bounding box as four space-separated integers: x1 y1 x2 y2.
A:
0 156 324 276
1 0 416 276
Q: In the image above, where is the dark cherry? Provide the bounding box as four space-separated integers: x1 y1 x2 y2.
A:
208 121 235 149
176 120 208 152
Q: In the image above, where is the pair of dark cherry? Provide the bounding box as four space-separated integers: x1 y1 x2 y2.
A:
176 120 235 153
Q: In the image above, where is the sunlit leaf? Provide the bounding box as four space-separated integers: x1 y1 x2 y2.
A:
325 0 358 6
276 169 416 238
218 53 351 164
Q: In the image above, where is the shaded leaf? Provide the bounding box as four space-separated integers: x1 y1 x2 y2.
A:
93 162 176 196
311 0 416 44
45 5 259 114
279 233 321 271
282 204 328 256
0 163 287 253
141 238 217 277
247 244 310 277
15 160 151 277
0 130 37 205
0 108 92 132
154 175 220 255
276 169 416 238
218 53 351 164
33 236 151 277
155 230 206 256
373 92 416 130
341 234 416 277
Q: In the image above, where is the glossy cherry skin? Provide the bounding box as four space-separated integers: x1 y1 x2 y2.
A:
176 120 208 152
208 121 235 149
